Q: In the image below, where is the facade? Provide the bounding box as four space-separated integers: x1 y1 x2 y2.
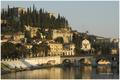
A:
48 42 63 56
1 34 12 43
25 25 39 38
111 48 117 54
1 19 7 24
52 28 73 43
13 32 25 41
63 43 75 56
10 7 26 17
81 39 91 51
95 36 110 43
24 44 33 49
48 41 75 56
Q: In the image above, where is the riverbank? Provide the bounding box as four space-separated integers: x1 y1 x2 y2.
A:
2 65 119 79
1 63 61 75
1 56 118 75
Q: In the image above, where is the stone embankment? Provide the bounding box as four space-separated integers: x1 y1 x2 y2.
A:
1 56 61 74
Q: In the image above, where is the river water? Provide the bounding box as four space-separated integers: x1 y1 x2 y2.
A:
1 66 119 79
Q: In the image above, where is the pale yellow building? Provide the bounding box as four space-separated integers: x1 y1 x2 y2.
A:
52 28 73 43
1 19 7 24
81 39 91 51
10 7 26 17
25 25 39 38
63 43 75 56
48 41 75 56
13 32 25 41
24 44 33 49
48 42 63 56
111 48 118 54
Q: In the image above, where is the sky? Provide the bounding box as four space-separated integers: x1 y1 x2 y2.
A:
1 1 119 38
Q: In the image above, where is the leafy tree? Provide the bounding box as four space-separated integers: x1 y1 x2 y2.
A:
1 5 69 34
54 37 64 43
1 42 16 59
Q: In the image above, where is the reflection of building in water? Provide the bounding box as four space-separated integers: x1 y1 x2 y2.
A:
62 67 75 79
81 39 91 51
81 66 92 79
97 59 110 65
97 66 111 73
49 68 62 79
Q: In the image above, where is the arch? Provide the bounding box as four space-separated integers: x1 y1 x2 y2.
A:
78 58 92 65
79 58 85 63
62 59 71 64
78 58 85 66
96 57 111 65
62 59 71 67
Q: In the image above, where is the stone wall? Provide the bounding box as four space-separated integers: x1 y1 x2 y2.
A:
1 56 61 68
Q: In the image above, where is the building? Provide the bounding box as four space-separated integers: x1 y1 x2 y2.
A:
111 48 118 54
52 28 73 43
1 19 7 24
10 7 26 17
63 43 75 56
47 41 75 56
24 43 33 50
25 25 39 38
95 36 110 43
48 42 63 56
1 34 12 43
13 32 25 41
81 39 91 51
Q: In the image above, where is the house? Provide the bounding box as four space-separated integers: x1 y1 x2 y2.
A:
47 40 75 56
95 36 110 43
13 32 25 41
52 28 73 43
81 39 91 51
48 42 63 56
10 7 26 17
25 25 39 38
63 43 75 56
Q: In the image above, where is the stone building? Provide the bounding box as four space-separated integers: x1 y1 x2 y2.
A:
95 36 110 43
52 28 73 43
10 7 26 17
48 42 63 56
81 39 91 51
63 43 75 56
25 25 39 38
47 41 75 56
13 32 25 41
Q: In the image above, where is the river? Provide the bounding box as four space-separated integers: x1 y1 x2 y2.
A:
1 65 119 79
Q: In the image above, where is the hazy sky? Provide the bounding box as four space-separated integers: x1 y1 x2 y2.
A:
1 1 119 38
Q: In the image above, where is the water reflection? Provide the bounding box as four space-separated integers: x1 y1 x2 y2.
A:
1 66 119 79
97 66 111 73
80 66 92 79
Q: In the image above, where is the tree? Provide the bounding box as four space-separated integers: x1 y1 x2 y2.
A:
15 43 28 58
54 37 64 43
41 42 50 56
1 42 16 59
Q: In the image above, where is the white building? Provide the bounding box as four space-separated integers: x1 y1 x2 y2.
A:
63 43 75 56
81 39 91 51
